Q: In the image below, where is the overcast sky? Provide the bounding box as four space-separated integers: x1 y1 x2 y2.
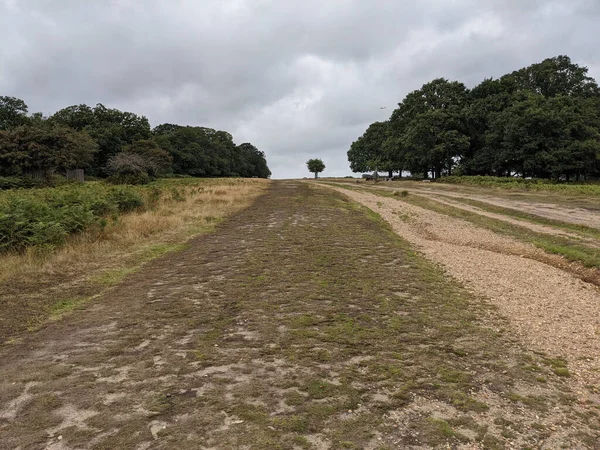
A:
1 0 599 178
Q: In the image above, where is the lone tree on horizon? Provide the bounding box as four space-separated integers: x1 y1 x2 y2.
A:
306 158 325 179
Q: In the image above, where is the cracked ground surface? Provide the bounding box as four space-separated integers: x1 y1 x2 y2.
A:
0 181 598 449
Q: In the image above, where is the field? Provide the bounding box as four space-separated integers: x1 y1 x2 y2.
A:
0 180 599 449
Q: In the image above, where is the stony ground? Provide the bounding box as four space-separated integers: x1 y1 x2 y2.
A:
0 182 599 449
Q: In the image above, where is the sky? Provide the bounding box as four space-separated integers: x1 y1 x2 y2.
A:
1 0 599 179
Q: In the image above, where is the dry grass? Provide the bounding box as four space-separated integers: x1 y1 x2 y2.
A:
0 179 269 340
0 179 268 285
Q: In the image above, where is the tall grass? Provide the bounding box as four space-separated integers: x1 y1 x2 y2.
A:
439 176 600 196
0 178 268 285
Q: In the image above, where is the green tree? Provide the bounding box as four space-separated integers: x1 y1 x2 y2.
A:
0 96 29 130
235 143 271 178
153 125 271 178
348 121 393 175
0 123 98 176
506 55 599 98
393 78 469 178
485 93 600 179
50 103 151 175
306 158 325 178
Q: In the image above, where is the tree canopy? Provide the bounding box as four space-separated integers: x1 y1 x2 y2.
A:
0 123 97 176
0 100 271 181
306 159 326 178
349 55 600 180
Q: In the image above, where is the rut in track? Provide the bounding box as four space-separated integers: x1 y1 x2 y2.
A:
0 182 598 449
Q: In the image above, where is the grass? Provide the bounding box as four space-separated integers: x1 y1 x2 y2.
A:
334 182 600 269
401 195 600 269
436 195 600 240
173 182 591 447
1 181 598 448
0 178 268 341
438 175 600 197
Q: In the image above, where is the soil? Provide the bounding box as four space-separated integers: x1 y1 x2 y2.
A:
0 181 598 449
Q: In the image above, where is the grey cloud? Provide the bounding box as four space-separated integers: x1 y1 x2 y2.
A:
1 0 599 178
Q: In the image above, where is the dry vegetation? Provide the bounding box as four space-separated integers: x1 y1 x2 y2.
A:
0 178 268 341
0 182 598 449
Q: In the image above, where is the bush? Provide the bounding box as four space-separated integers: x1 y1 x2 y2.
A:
0 180 203 253
107 172 150 185
0 182 145 252
0 198 67 251
0 176 46 190
108 187 144 212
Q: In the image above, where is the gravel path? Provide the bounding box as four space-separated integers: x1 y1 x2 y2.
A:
1 182 598 449
328 185 600 391
397 185 600 230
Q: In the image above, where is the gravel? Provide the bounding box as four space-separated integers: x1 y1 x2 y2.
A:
331 186 600 391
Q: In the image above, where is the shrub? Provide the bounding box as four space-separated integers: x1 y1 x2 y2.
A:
0 180 207 253
108 187 144 213
0 176 46 190
0 197 67 251
107 172 150 185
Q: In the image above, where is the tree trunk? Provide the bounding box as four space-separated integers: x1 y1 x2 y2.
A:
314 172 318 179
388 170 393 178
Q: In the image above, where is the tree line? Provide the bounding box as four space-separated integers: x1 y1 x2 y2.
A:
348 56 600 181
0 99 271 184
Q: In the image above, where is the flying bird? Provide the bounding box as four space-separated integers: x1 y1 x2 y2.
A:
380 106 386 109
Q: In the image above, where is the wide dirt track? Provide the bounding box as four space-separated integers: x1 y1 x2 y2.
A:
0 181 598 449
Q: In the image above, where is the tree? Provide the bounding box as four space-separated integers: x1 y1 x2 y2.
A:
347 121 393 174
393 78 469 178
0 123 97 176
505 55 599 98
124 139 172 176
153 125 271 178
306 159 325 178
350 55 600 181
485 93 600 179
235 143 271 178
50 103 151 175
0 96 29 130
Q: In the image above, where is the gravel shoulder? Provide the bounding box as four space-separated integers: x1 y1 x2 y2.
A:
390 183 600 230
326 184 600 393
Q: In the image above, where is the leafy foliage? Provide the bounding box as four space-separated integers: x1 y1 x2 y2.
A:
0 123 98 176
0 182 161 252
152 125 270 178
0 100 271 182
306 159 326 178
349 55 600 181
0 96 29 130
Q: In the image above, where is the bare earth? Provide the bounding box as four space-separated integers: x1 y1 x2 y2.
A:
0 182 599 449
326 184 600 391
